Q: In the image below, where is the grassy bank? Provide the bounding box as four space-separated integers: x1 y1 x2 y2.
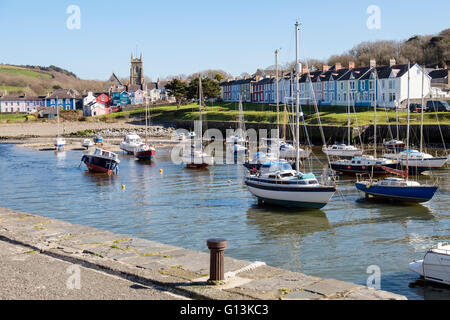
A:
98 102 450 126
0 113 36 123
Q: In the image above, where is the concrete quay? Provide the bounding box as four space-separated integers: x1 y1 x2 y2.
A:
0 207 407 300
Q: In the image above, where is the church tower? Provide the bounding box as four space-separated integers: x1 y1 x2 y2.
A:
130 52 144 87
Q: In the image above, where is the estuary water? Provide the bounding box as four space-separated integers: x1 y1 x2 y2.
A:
0 143 449 299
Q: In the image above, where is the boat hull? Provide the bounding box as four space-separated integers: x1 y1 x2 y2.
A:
409 255 450 286
323 149 363 157
331 162 398 175
355 182 438 203
245 179 336 209
82 155 119 176
135 149 156 161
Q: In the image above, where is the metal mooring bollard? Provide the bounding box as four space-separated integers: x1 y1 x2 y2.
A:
207 238 228 283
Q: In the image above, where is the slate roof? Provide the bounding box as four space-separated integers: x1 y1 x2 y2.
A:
428 69 449 80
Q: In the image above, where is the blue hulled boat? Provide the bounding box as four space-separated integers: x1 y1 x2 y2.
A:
355 178 438 203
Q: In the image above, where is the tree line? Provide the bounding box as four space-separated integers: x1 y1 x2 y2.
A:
165 74 223 109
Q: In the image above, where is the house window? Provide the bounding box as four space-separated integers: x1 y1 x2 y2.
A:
389 80 393 89
340 82 344 90
361 81 365 90
369 81 374 90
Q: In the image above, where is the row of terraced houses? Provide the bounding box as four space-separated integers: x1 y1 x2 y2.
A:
220 59 449 108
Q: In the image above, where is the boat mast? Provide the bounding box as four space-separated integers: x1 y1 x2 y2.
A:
295 21 300 172
347 82 351 145
373 70 377 158
199 76 203 145
56 95 60 138
406 62 411 181
420 65 425 153
275 49 280 137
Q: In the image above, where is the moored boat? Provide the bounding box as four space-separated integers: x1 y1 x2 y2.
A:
82 138 94 150
355 177 438 202
81 148 120 175
134 145 156 161
54 137 66 151
120 134 144 154
409 243 450 286
382 149 448 172
322 144 363 157
245 160 336 209
331 155 399 175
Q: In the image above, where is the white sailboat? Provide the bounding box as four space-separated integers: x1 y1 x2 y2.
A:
382 67 447 172
244 22 336 209
356 62 438 203
134 100 156 161
323 85 362 157
331 69 399 175
54 97 66 151
226 95 247 156
181 77 214 168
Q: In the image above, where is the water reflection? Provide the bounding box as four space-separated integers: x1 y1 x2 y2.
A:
246 206 332 238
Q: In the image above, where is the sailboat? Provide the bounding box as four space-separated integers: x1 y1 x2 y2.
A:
244 22 336 209
382 65 447 172
134 100 156 161
355 63 438 203
331 69 399 175
181 77 214 168
226 95 247 157
323 87 362 157
53 97 66 151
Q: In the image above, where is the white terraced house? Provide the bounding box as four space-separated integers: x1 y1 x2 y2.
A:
220 59 432 108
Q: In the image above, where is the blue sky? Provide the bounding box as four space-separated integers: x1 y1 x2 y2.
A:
0 0 448 80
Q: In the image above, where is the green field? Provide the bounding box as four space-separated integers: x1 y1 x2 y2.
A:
0 85 26 93
98 102 450 126
0 66 53 79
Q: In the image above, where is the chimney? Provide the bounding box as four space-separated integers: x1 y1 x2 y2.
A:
348 61 355 69
370 59 376 68
389 58 396 67
322 64 330 72
335 63 342 70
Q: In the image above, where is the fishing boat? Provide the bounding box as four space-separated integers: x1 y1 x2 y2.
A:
182 77 214 168
355 63 438 203
120 134 144 154
82 138 94 150
81 148 120 175
409 243 450 286
322 144 363 157
244 22 336 209
134 101 157 161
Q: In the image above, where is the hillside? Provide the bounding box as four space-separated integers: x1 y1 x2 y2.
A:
0 64 105 97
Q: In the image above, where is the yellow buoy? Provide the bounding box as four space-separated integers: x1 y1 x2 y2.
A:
121 185 126 190
160 169 164 174
366 185 370 189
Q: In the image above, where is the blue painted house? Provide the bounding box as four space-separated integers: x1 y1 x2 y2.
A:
119 91 131 105
45 90 77 110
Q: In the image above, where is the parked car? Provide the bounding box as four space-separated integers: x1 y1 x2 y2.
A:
409 104 421 112
426 100 450 112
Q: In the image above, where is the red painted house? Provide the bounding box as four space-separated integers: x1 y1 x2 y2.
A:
96 93 111 106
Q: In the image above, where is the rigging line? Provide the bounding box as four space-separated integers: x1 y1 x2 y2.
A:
352 98 365 152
